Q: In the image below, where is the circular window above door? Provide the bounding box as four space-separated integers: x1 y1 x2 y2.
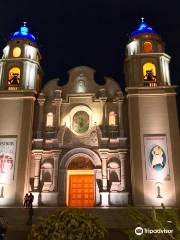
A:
72 111 89 134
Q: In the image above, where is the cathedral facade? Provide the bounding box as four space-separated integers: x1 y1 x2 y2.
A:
0 21 180 208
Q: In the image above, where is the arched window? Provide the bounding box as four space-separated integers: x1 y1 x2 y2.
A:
46 112 54 127
109 111 116 126
108 159 121 192
8 67 20 89
41 162 53 192
143 41 153 53
143 62 157 86
13 47 21 57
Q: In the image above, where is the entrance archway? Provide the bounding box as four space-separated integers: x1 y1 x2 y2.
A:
66 156 95 207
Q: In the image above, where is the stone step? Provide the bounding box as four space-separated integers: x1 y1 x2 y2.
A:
0 207 132 240
0 207 132 228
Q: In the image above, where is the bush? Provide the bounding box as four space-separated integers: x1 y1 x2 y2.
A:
28 208 106 240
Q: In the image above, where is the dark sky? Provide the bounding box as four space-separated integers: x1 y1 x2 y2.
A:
0 0 179 91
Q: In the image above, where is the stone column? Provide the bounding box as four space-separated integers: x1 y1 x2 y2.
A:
116 91 124 137
54 90 62 128
99 151 108 191
99 89 107 135
102 158 108 190
33 153 42 191
94 169 101 205
119 152 126 191
37 93 45 138
52 151 60 191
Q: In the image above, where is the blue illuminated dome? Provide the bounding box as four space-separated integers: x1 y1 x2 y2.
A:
131 18 156 38
11 22 36 42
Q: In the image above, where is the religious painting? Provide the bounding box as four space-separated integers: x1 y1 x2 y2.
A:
72 111 89 134
144 135 170 180
0 138 17 183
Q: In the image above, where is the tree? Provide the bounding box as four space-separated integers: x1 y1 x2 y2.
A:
28 208 106 240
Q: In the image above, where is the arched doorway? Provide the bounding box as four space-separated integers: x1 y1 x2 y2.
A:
66 156 95 207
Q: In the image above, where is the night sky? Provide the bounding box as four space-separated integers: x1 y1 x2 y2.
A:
0 0 179 92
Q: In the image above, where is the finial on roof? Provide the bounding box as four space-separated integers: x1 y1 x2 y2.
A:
23 21 27 27
141 17 144 22
11 22 36 42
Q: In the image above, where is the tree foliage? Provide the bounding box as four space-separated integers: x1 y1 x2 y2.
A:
125 204 180 240
28 208 106 240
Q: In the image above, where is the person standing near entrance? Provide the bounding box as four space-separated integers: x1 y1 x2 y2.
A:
28 193 34 208
23 193 29 208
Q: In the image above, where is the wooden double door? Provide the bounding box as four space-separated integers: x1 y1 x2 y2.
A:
68 171 94 207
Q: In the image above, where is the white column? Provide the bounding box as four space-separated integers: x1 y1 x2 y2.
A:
37 93 45 137
33 154 42 190
119 153 126 191
54 90 62 127
102 158 108 191
52 152 60 191
99 89 107 135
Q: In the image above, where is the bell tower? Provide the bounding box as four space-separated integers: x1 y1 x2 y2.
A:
0 23 42 206
125 18 170 88
125 19 180 207
0 22 42 91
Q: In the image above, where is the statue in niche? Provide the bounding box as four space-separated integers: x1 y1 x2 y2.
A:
76 73 87 92
108 161 121 192
40 162 54 192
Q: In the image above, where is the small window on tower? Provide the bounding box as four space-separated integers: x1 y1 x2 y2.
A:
143 41 153 53
109 112 117 126
143 62 157 87
46 113 54 127
13 47 21 57
8 67 20 90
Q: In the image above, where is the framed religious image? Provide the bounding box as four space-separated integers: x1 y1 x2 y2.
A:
0 137 17 183
144 135 170 181
72 111 89 134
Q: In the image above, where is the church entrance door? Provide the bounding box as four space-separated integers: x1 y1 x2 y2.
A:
67 170 94 207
